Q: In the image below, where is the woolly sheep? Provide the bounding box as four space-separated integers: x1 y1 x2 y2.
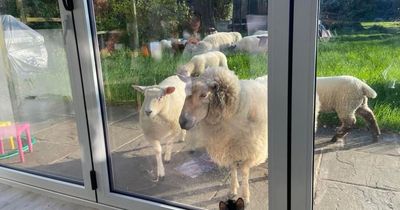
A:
234 34 268 54
183 32 242 55
178 67 268 203
316 75 380 142
177 51 228 77
315 93 320 131
202 32 242 50
132 75 186 180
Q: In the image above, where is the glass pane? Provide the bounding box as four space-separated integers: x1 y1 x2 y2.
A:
0 2 83 182
314 1 400 209
93 0 269 209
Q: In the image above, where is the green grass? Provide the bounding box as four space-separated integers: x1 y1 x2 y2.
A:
101 21 400 131
101 51 267 104
361 21 400 29
317 22 400 131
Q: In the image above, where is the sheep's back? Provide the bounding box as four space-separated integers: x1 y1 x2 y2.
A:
203 32 241 50
316 76 369 113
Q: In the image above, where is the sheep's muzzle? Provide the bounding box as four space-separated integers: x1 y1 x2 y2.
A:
179 113 196 130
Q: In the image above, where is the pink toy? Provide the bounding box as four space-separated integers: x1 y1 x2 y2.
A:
0 123 32 162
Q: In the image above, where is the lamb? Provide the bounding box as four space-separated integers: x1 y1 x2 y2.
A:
177 51 228 77
234 34 268 54
316 75 380 142
183 32 242 55
132 75 186 180
178 67 268 203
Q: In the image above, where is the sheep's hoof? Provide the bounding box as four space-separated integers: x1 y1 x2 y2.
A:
152 175 165 182
164 160 170 164
330 136 338 143
189 150 196 154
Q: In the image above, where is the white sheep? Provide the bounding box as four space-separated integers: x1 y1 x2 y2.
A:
234 34 268 54
178 67 268 203
132 75 186 180
202 32 242 50
183 32 242 55
316 75 380 142
177 51 228 77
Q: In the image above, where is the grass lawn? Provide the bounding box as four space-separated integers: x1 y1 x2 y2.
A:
317 22 400 131
101 21 400 131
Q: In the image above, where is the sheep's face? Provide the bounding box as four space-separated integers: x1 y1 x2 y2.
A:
179 79 213 130
132 85 175 118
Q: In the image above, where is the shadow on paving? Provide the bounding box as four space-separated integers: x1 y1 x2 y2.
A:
24 145 267 209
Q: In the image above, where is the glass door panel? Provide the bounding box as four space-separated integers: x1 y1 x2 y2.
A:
0 1 83 183
92 0 270 209
314 1 400 209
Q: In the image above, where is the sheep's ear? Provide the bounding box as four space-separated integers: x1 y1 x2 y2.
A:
164 86 175 95
219 201 227 210
132 85 146 93
235 198 245 210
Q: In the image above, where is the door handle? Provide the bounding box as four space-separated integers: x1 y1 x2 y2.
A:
62 0 74 11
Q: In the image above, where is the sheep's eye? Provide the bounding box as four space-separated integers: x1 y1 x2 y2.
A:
157 96 163 101
200 93 207 98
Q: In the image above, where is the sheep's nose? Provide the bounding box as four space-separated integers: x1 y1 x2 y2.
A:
145 110 152 116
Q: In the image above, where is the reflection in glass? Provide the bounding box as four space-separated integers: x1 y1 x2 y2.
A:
314 1 400 209
93 0 269 209
0 2 83 182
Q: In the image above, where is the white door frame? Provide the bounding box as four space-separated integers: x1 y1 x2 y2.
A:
0 0 320 208
290 0 319 209
73 0 298 209
0 0 97 201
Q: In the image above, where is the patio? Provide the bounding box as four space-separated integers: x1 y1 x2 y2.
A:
0 100 399 210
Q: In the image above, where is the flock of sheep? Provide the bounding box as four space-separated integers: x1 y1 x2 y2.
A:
131 32 380 205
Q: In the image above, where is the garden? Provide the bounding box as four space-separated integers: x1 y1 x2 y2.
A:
101 20 400 132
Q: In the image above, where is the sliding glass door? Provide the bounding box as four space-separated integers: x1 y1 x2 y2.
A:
313 1 400 209
86 0 292 209
0 0 95 200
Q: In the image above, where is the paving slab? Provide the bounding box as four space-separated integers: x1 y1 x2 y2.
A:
314 128 400 209
314 180 400 210
110 133 268 210
34 118 79 146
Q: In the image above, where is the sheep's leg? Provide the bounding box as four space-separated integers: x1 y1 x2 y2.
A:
331 116 355 143
229 164 239 198
356 106 381 142
164 133 179 162
151 140 165 179
240 161 251 204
